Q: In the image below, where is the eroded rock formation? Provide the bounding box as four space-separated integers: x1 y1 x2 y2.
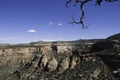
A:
0 34 120 80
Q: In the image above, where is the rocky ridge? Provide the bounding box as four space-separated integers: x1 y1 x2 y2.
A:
7 47 115 80
0 33 120 80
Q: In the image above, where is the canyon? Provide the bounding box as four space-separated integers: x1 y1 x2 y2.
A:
0 33 120 80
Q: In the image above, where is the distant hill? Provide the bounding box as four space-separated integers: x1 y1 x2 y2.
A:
75 39 104 43
29 39 104 45
91 33 120 52
0 44 10 47
107 33 120 41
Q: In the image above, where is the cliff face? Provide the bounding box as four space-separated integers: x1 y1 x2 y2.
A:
0 43 76 79
0 34 119 80
7 47 115 80
107 33 120 42
0 47 37 64
0 46 38 79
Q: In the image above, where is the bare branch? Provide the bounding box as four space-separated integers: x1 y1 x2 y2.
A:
66 0 118 28
80 0 91 28
69 15 85 28
66 0 91 28
105 0 118 2
95 0 103 6
66 0 72 7
74 0 82 6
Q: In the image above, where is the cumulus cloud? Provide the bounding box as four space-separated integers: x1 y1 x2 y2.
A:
48 22 53 27
48 24 51 27
49 22 53 25
58 23 62 26
27 29 36 33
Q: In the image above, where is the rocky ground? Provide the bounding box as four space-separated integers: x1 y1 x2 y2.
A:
0 33 120 80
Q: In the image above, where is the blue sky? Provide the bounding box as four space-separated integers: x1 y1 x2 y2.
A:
0 0 120 43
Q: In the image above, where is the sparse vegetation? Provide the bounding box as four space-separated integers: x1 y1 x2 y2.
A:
0 33 120 80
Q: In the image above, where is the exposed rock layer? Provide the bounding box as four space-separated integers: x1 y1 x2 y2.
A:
0 33 120 80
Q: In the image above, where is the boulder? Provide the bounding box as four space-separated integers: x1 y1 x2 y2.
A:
39 54 48 68
57 57 116 80
69 56 77 69
46 56 58 71
58 56 70 73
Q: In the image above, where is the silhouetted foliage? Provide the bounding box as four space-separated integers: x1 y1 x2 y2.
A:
66 0 118 28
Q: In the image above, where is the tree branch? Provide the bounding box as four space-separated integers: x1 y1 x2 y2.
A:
66 0 91 28
66 0 72 7
66 0 118 28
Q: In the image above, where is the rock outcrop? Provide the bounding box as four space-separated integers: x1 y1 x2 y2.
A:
69 56 77 69
46 56 58 71
39 54 48 69
0 33 120 80
7 53 116 80
58 56 70 73
107 33 120 42
4 44 116 80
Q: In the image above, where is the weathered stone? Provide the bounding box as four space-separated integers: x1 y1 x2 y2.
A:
41 47 49 55
70 56 77 69
39 54 48 68
58 56 70 72
46 56 58 71
1 33 120 80
91 69 101 78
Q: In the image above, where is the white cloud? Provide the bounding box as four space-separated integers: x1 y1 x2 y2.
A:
48 24 51 27
27 29 36 33
49 22 53 25
48 22 53 27
58 23 62 26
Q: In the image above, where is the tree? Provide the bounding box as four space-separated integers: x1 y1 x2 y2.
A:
66 0 118 28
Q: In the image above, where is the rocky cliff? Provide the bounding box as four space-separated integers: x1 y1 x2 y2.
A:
7 48 115 80
0 33 120 80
